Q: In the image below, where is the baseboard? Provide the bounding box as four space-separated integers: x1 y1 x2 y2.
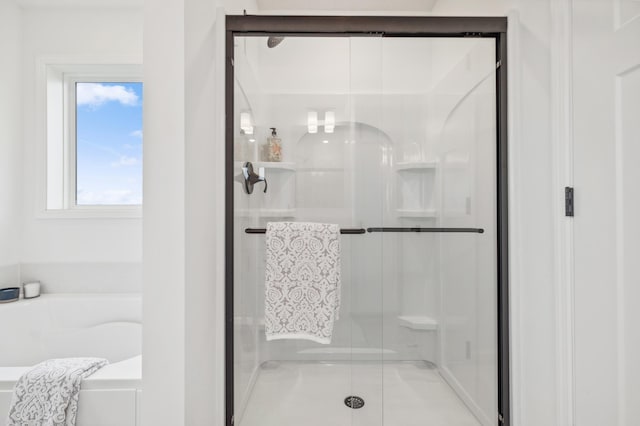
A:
439 366 493 426
235 364 261 425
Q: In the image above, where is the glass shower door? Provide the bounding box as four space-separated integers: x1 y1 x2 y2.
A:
231 29 501 426
232 34 385 426
378 37 499 426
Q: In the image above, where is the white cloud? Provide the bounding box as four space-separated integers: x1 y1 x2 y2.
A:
111 155 139 168
77 189 141 205
77 83 139 107
130 130 143 138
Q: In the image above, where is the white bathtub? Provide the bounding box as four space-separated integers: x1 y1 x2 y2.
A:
0 294 142 426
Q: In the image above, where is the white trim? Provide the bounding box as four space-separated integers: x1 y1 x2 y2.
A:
214 8 227 426
506 10 524 426
35 207 142 220
439 366 493 426
35 57 143 219
550 1 576 425
235 365 260 425
615 71 626 426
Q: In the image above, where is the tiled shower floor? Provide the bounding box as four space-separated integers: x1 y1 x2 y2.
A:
238 361 482 426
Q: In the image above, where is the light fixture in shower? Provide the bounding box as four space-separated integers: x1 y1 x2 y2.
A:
267 36 285 48
307 111 318 133
240 112 253 135
324 111 335 133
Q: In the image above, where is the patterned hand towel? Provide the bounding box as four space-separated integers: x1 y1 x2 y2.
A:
265 222 341 344
6 357 108 426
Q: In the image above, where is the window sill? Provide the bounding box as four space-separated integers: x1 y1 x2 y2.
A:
37 207 142 220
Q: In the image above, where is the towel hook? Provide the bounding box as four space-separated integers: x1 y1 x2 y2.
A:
241 161 267 194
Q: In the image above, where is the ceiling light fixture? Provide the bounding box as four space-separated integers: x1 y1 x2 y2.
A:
240 112 253 135
307 111 318 134
324 111 335 133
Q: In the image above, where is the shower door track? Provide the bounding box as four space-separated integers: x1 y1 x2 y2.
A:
225 15 509 426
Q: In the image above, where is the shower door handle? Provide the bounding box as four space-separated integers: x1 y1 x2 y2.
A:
241 162 268 194
258 167 268 193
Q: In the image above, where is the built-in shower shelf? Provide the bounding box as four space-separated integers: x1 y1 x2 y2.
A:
395 161 438 171
398 316 438 331
296 167 345 172
236 208 296 217
297 347 397 355
396 209 437 218
234 161 296 171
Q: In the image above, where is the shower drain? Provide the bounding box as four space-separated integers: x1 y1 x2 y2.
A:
344 396 365 409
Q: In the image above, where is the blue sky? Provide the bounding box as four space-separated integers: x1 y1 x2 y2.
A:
76 82 143 205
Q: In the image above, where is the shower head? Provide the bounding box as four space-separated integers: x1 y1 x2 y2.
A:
267 36 285 48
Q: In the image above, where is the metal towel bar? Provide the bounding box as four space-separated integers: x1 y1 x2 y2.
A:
244 227 484 234
367 227 484 234
244 228 366 235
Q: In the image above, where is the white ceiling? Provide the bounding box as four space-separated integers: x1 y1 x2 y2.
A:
256 0 438 12
13 0 435 12
14 0 142 8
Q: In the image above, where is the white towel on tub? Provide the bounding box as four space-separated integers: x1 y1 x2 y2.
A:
6 357 108 426
265 222 341 344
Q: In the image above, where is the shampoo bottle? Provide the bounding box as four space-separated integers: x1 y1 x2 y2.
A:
266 127 282 162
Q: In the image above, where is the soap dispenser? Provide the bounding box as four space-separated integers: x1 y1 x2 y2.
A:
266 127 282 162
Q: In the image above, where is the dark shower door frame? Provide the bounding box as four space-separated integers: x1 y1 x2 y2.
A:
225 15 509 426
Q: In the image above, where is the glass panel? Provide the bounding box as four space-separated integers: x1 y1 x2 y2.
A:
233 35 384 426
233 34 498 426
437 39 498 426
379 37 497 426
75 82 143 205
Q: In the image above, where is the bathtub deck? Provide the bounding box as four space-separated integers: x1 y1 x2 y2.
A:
0 356 142 426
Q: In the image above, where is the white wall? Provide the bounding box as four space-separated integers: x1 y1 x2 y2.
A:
432 2 560 425
142 0 257 425
505 3 558 426
144 1 562 425
142 0 186 423
20 6 144 291
0 1 23 287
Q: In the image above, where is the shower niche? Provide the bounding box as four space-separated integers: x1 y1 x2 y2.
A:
395 161 438 218
228 16 508 426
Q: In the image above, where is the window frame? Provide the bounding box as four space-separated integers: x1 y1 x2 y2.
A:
42 62 143 219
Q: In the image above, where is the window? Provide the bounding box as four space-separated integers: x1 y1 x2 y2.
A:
45 64 143 216
75 82 143 206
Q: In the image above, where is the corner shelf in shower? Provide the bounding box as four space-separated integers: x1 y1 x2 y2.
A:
295 167 345 172
234 161 296 171
395 161 438 171
235 208 296 218
398 315 438 331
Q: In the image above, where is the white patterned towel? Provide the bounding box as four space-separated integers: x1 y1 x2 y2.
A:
6 357 108 426
265 222 341 344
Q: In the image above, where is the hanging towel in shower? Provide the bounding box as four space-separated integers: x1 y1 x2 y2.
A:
6 357 108 426
265 222 341 344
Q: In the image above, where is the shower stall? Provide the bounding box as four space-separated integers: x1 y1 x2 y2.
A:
225 16 508 426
